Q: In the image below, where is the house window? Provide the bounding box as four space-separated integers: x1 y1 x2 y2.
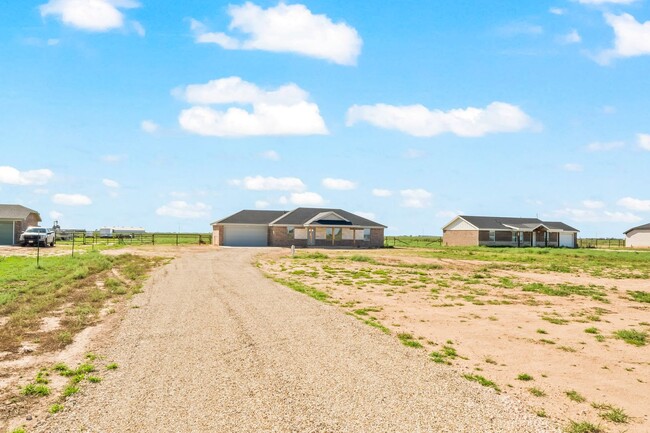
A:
287 226 295 239
326 228 333 240
512 232 517 243
334 228 343 240
364 228 371 241
489 230 495 242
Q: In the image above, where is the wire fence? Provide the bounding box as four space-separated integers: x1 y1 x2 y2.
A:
384 236 626 249
56 232 212 246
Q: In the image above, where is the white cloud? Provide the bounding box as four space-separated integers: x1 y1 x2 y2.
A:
49 210 63 220
278 196 289 205
552 208 641 223
191 3 362 65
101 154 126 163
346 102 536 137
229 176 306 191
586 141 624 151
400 189 432 208
563 163 583 172
558 29 581 44
322 178 357 190
255 200 270 209
596 13 650 64
617 197 650 211
549 7 566 15
637 133 650 150
403 148 426 159
372 189 392 197
102 178 120 188
176 77 328 137
0 166 53 186
582 200 605 209
354 211 376 220
141 120 159 133
259 150 280 161
52 193 92 206
40 0 141 32
155 201 211 219
177 76 308 106
289 192 325 206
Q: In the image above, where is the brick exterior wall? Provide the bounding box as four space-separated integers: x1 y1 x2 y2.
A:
269 226 384 248
369 228 384 248
269 226 308 247
13 213 41 245
443 230 479 246
211 224 224 246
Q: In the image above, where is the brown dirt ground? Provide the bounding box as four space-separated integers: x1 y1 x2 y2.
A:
259 248 650 433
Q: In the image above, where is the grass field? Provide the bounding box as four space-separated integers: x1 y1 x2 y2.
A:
0 252 165 355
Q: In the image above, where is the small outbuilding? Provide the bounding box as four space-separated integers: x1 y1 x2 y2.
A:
624 223 650 248
0 204 42 245
443 215 579 248
212 207 386 248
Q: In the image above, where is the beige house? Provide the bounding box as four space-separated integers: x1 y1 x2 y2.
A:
0 204 42 245
443 215 579 248
624 223 650 248
212 207 385 248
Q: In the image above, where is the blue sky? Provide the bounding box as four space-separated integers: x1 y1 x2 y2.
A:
1 0 650 236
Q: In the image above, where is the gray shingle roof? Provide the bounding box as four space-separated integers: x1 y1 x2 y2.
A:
0 204 41 221
271 208 386 228
457 215 578 232
212 210 288 225
624 223 650 235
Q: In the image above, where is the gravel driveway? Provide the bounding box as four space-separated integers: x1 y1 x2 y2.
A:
34 248 557 432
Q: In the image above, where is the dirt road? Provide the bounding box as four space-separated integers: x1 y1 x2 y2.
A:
34 248 556 432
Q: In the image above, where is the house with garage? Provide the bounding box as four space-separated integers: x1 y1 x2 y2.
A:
624 223 650 248
211 207 386 248
442 215 579 248
0 204 42 246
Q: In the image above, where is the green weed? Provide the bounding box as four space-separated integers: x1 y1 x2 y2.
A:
614 329 647 346
565 390 586 403
462 374 500 392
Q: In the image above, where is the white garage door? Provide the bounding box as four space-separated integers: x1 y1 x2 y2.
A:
559 233 574 248
223 225 268 247
0 221 13 245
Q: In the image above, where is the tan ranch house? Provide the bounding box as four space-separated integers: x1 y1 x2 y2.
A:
624 223 650 248
0 204 42 245
443 215 579 248
212 207 385 248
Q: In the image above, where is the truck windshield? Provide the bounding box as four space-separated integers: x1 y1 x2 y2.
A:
26 228 47 233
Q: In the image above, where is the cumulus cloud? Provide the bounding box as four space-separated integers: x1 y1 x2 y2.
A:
552 208 641 223
322 178 357 190
155 201 211 219
259 150 280 161
0 166 53 186
141 120 159 133
346 102 536 137
372 189 392 197
638 133 650 150
582 200 605 209
102 178 120 188
52 193 92 206
176 77 327 137
229 176 306 191
586 141 624 151
617 197 650 211
190 2 362 65
288 192 325 206
255 200 270 209
558 29 581 44
596 13 650 65
400 189 432 208
40 0 142 33
563 163 583 172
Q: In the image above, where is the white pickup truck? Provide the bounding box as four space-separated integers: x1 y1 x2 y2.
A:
20 226 56 247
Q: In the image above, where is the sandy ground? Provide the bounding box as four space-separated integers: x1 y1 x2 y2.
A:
260 249 650 433
7 247 557 432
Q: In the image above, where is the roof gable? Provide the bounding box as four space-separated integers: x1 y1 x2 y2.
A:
445 215 579 232
271 207 386 228
0 204 41 221
624 222 650 235
213 210 288 225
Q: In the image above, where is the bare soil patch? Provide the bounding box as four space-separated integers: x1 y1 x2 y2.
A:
259 248 650 432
